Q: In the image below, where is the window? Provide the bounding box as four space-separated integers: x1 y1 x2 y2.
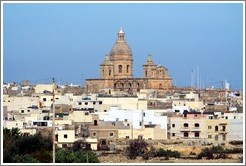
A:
215 126 218 132
225 116 228 119
27 110 30 112
85 112 89 115
109 132 114 137
172 124 175 128
184 132 189 138
139 122 142 126
43 98 46 102
21 110 24 113
194 132 200 138
172 133 175 137
222 126 226 131
94 120 98 126
208 135 212 139
222 135 226 141
118 65 122 73
127 65 129 73
126 136 129 139
145 70 147 77
124 119 128 122
85 102 88 105
143 113 145 117
64 134 68 138
215 135 219 141
194 123 199 128
104 110 107 112
93 102 96 105
109 70 111 76
99 101 102 104
78 102 82 105
184 123 189 127
208 126 212 129
92 132 97 137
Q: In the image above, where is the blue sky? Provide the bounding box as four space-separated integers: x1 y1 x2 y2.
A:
3 2 244 89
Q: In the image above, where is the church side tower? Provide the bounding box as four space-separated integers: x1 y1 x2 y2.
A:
100 54 114 79
143 55 156 78
110 29 133 79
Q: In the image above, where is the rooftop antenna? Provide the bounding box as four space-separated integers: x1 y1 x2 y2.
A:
52 78 56 163
197 66 199 90
191 69 194 88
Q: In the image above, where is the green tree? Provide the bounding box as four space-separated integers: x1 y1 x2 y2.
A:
3 127 52 163
10 154 40 163
3 128 22 162
56 149 100 163
126 139 148 160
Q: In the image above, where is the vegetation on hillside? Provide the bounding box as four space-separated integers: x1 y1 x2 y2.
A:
3 128 99 163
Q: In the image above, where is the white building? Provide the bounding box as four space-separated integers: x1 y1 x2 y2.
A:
97 106 168 138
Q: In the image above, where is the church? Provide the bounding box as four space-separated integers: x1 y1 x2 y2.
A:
86 29 173 93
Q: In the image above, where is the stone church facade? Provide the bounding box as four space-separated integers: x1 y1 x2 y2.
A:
86 29 173 93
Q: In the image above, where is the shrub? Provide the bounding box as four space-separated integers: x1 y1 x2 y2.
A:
197 148 214 159
197 145 242 160
126 139 148 160
155 148 180 158
56 149 100 163
229 140 243 145
11 154 40 163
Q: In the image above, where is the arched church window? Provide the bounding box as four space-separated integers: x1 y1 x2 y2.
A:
118 65 122 73
127 65 130 73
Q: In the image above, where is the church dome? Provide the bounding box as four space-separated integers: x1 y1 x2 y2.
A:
110 29 132 56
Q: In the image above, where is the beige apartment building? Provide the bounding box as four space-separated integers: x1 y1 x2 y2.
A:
118 124 166 140
169 112 229 144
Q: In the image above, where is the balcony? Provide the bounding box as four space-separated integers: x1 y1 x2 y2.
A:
181 137 200 139
219 130 228 134
190 127 201 131
180 127 190 131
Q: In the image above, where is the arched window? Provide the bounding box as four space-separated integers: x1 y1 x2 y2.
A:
118 65 122 73
195 132 200 137
194 123 199 128
136 83 140 88
215 126 218 132
127 65 130 73
215 135 219 141
145 70 147 77
184 123 189 128
109 70 111 76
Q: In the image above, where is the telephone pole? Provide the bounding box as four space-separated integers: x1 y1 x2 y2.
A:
52 78 56 163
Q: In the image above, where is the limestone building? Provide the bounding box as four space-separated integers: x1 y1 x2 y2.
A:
86 29 172 93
